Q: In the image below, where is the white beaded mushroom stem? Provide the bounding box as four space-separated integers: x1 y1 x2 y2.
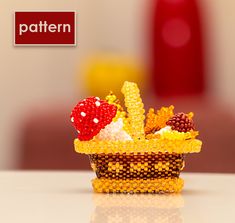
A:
121 81 145 140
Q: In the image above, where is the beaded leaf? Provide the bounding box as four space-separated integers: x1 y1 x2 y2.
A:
145 106 174 134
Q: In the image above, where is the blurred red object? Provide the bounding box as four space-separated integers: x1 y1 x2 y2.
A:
19 106 89 170
151 0 205 96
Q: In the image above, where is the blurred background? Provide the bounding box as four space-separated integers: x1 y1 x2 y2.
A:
0 0 235 172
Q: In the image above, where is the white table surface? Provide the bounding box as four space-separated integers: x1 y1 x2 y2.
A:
0 171 234 223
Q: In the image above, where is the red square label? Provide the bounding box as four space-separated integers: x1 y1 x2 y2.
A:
14 11 76 46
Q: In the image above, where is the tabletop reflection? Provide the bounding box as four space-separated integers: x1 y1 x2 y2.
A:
91 193 184 223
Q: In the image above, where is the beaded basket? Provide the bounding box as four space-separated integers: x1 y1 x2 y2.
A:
74 82 202 193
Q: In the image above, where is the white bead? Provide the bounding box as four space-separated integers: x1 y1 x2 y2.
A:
155 126 172 135
71 117 74 122
81 112 86 117
93 118 99 123
95 101 101 107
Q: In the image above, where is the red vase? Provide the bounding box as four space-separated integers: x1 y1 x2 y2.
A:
151 0 205 97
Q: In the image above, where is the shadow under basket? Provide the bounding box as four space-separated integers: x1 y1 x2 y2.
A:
74 138 201 194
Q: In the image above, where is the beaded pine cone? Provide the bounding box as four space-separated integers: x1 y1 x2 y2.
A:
71 81 202 194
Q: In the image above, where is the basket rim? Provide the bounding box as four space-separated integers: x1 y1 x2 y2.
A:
74 138 202 154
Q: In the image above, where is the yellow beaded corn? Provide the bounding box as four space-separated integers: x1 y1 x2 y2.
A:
73 81 202 193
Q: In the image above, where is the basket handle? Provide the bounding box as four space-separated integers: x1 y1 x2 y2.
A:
121 81 145 140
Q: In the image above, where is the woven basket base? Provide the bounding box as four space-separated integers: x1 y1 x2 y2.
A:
92 178 184 194
89 153 184 180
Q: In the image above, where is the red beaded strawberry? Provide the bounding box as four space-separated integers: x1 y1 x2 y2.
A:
70 97 117 141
